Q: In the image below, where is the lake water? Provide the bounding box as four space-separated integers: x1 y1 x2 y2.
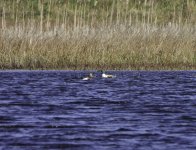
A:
0 70 196 150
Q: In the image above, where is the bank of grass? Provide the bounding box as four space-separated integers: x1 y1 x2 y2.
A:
0 0 196 70
0 23 195 70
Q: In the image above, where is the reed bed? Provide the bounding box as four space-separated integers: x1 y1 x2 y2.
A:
0 0 196 70
0 23 195 70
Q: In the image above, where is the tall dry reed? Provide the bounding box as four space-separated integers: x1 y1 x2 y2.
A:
0 24 195 70
0 0 195 70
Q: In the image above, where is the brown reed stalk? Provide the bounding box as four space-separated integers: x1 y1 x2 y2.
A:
46 0 51 31
2 5 6 29
39 0 44 33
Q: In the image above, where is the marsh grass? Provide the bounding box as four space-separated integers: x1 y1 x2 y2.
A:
0 0 196 70
0 23 195 70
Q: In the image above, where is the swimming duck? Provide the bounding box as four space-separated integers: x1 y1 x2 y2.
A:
101 71 116 78
82 73 94 80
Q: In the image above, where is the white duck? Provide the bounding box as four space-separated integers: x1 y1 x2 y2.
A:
101 70 116 78
82 73 94 80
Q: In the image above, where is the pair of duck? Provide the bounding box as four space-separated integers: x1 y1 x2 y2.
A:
82 71 115 80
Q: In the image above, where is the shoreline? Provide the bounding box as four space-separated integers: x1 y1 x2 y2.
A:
0 66 196 71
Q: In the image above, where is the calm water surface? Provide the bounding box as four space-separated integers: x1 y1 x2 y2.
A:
0 71 196 150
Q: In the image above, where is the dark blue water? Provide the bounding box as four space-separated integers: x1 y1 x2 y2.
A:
0 71 196 150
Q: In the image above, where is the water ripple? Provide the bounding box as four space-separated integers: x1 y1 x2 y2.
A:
0 71 196 150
